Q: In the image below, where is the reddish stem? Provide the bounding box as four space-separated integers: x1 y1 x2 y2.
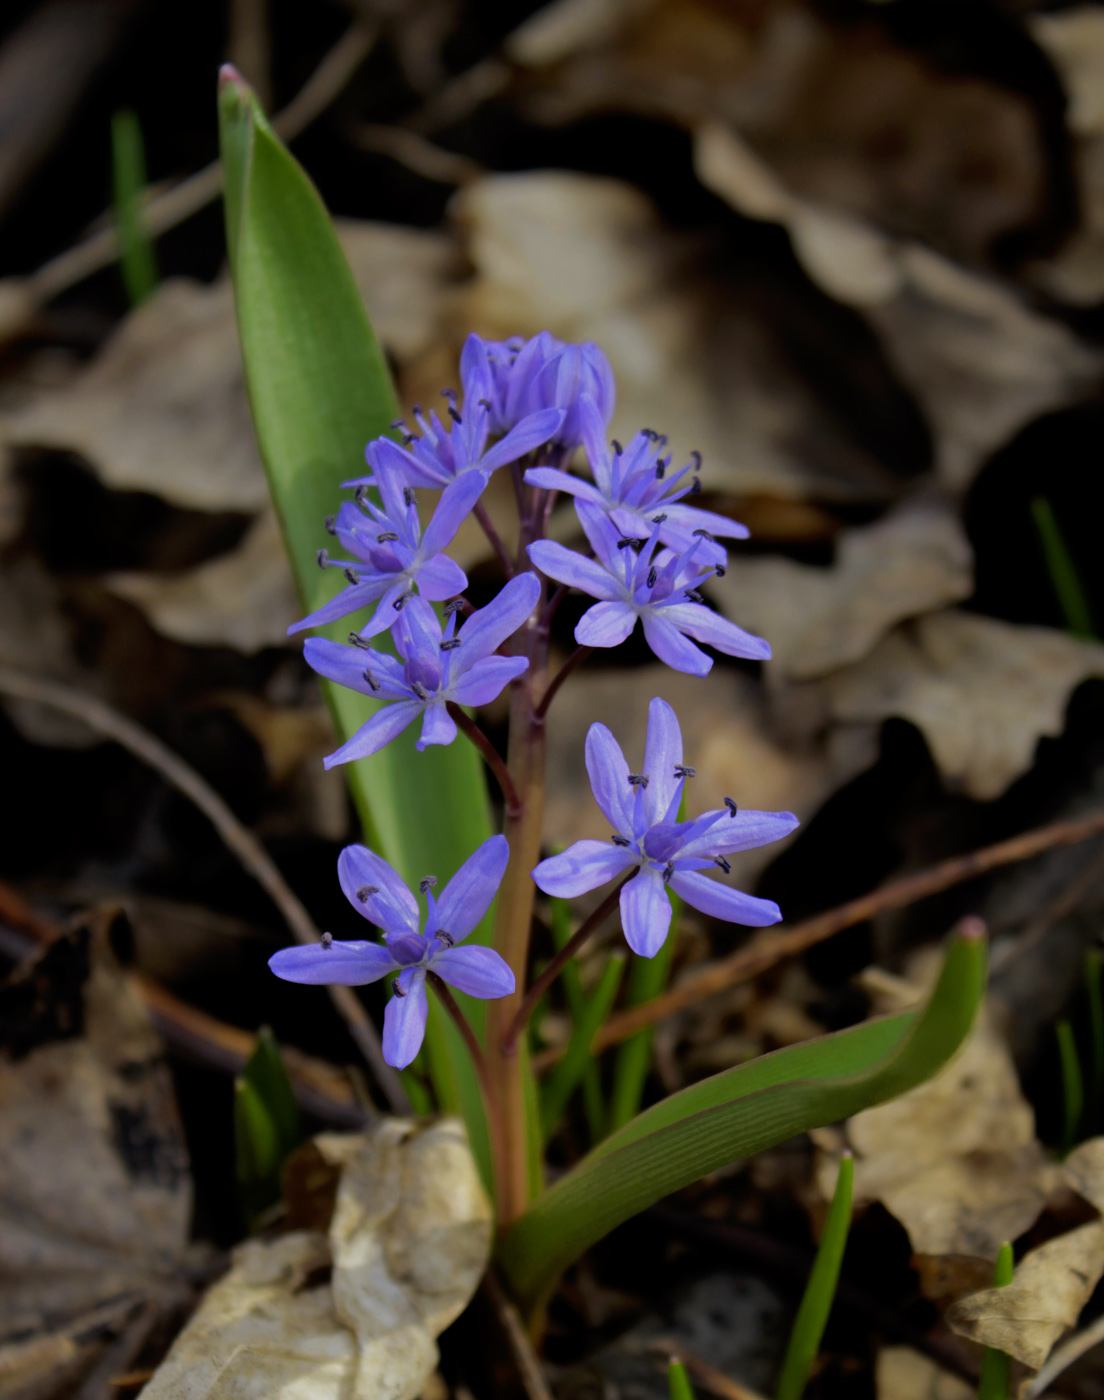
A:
446 702 521 816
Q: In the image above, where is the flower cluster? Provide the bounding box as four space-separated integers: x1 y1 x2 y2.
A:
271 330 797 1069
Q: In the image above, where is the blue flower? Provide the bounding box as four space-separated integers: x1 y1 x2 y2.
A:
269 836 514 1069
527 502 769 675
532 699 798 957
524 396 748 566
304 572 541 765
289 456 484 639
462 331 616 448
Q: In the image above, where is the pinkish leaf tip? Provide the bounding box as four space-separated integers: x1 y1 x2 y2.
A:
956 915 987 941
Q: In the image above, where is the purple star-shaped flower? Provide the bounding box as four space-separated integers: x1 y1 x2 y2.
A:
527 502 769 676
269 836 514 1069
304 571 541 765
532 698 798 957
289 456 482 639
461 331 616 447
524 396 748 566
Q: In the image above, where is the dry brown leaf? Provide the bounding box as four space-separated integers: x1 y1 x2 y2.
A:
710 496 972 682
875 1346 972 1400
946 1221 1104 1370
140 1119 492 1400
816 610 1104 800
1061 1136 1104 1215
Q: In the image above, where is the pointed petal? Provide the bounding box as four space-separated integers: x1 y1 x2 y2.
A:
383 969 429 1069
662 603 771 661
416 553 469 601
523 467 605 504
668 871 782 926
531 840 636 898
432 944 516 998
619 867 672 958
372 452 412 525
435 834 509 941
584 722 634 834
369 436 448 489
268 940 398 985
574 501 624 569
527 541 620 600
642 696 682 827
578 394 612 489
337 581 409 643
449 655 529 706
641 612 713 675
337 844 420 929
288 577 391 634
456 571 541 664
680 809 800 858
421 470 487 556
575 600 638 648
480 408 565 472
323 701 421 766
665 502 749 540
415 702 457 749
304 637 411 699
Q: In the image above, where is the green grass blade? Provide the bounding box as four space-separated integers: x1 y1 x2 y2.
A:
242 1026 300 1158
550 894 608 1140
111 109 158 306
668 1358 696 1400
234 1075 281 1225
774 1153 853 1400
1086 949 1103 1134
216 70 501 1184
608 903 679 1134
541 954 626 1140
1058 1018 1084 1154
498 929 986 1313
976 1242 1014 1400
1031 497 1097 639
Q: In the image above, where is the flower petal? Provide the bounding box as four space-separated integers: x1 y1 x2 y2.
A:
304 637 410 699
680 809 800 858
575 600 638 648
416 552 469 601
532 840 636 898
432 944 516 998
522 467 605 505
527 540 620 601
382 968 429 1069
268 940 397 985
642 696 682 827
434 834 509 942
415 702 457 750
641 612 713 675
456 571 541 666
337 844 420 929
480 408 565 472
662 603 771 661
668 870 782 926
585 722 634 834
323 701 422 767
288 577 391 634
449 655 529 706
420 470 487 556
619 867 671 958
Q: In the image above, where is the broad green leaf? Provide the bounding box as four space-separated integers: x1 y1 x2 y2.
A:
216 71 496 1180
242 1026 300 1159
498 930 985 1312
1058 1018 1084 1155
111 109 158 305
774 1153 853 1400
668 1359 695 1400
608 898 679 1134
541 953 625 1140
549 894 606 1140
976 1242 1014 1400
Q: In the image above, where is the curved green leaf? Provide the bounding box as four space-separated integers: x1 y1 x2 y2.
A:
498 929 986 1311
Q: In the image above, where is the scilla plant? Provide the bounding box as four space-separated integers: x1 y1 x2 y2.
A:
218 69 987 1318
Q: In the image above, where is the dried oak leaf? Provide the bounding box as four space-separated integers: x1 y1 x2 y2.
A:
817 610 1104 800
140 1118 492 1400
875 1346 972 1400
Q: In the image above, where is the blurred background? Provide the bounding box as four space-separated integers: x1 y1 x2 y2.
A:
4 1 1104 1396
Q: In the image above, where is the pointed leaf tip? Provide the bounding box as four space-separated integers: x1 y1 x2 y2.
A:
219 62 248 90
956 915 987 942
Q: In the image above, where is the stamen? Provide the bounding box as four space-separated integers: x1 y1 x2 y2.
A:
674 764 696 779
348 632 371 649
479 398 492 410
320 932 333 948
419 876 437 892
690 450 702 469
618 536 647 551
355 484 369 505
443 598 466 615
662 861 675 884
344 567 360 584
411 681 429 700
612 439 623 455
642 428 659 441
434 929 455 947
402 433 416 447
376 531 399 542
362 668 380 691
611 834 631 847
715 855 731 874
440 638 462 651
647 567 657 588
440 388 457 399
689 478 702 496
356 885 380 902
448 406 463 425
325 515 337 535
390 418 407 431
724 797 739 817
651 513 668 524
715 565 726 578
403 486 416 507
656 461 666 480
316 548 329 568
692 528 714 541
683 588 704 604
393 589 414 610
628 773 650 789
392 978 406 997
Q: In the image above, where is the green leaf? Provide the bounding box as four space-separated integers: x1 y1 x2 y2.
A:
668 1359 696 1400
1031 497 1096 639
498 929 986 1313
216 70 497 1181
976 1242 1014 1400
234 1076 281 1225
242 1026 300 1159
549 894 607 1140
1058 1018 1084 1155
774 1153 853 1400
1085 949 1103 1135
111 109 158 306
608 901 679 1134
541 953 625 1140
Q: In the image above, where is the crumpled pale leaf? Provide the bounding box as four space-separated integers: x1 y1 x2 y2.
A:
0 931 192 1343
709 496 972 681
695 121 1104 491
946 1221 1104 1371
816 610 1104 800
822 986 1059 1265
140 1118 492 1400
104 508 299 652
1061 1135 1104 1215
875 1347 972 1400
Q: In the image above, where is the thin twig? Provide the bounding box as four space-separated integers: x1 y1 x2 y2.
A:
347 121 484 185
446 701 521 814
532 804 1104 1071
482 1270 555 1400
534 645 592 721
472 500 515 578
502 872 635 1054
3 19 377 332
1026 1310 1104 1395
0 665 409 1114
